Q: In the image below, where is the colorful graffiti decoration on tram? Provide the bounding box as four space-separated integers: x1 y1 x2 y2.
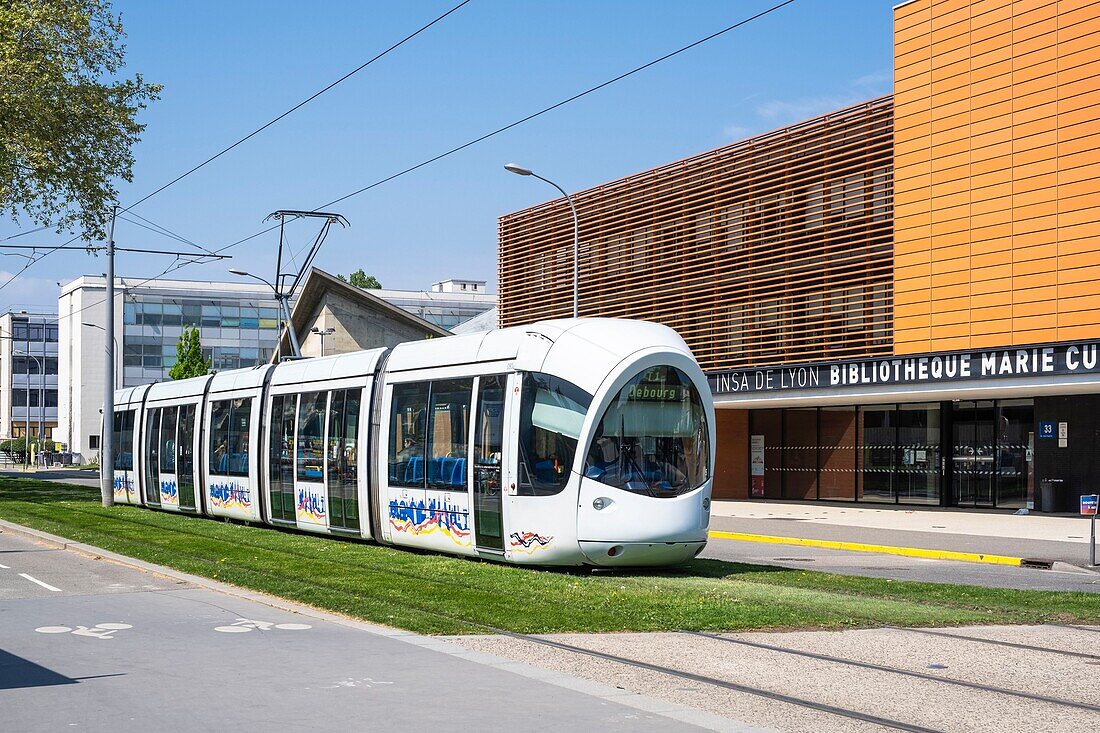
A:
296 488 327 524
113 474 133 498
388 497 471 545
160 480 178 504
508 531 554 554
208 482 251 512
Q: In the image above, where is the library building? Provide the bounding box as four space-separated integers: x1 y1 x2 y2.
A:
498 0 1100 511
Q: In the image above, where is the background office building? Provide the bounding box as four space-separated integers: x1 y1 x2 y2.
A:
499 0 1100 511
371 278 496 330
58 276 282 460
58 274 495 459
0 312 59 443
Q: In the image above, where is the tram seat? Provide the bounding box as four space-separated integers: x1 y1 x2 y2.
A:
534 460 556 483
404 457 422 483
216 455 227 473
449 458 466 486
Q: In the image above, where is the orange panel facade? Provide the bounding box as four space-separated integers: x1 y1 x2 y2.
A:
893 0 1100 354
499 98 895 372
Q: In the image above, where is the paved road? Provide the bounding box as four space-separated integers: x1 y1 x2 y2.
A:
709 514 1094 566
700 536 1100 593
0 468 99 488
0 531 717 733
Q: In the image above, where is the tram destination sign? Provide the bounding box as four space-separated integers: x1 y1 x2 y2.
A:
709 342 1100 396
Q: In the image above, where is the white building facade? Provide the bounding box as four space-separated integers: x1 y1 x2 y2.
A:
0 312 59 443
58 276 280 459
372 278 496 331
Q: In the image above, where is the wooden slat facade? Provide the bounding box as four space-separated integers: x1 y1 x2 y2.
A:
498 96 896 372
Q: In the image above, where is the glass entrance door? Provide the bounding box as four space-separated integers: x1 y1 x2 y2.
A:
473 375 506 550
952 401 995 507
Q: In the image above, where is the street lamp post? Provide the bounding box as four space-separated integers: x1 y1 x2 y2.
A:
311 327 335 357
229 269 300 359
13 350 42 470
504 163 581 319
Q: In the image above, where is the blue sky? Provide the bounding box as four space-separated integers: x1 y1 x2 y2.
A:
1 0 895 310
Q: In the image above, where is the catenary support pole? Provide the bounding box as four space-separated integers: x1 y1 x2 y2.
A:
101 206 117 507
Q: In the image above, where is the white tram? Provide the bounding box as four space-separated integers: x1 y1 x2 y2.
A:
108 319 715 566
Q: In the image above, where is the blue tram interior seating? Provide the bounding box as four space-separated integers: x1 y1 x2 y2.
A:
393 456 468 487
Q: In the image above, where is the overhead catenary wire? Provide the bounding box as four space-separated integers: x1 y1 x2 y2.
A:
17 0 799 318
121 0 473 214
0 1 473 297
209 0 799 257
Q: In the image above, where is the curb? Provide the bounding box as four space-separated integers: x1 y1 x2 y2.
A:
0 518 754 733
708 529 1024 566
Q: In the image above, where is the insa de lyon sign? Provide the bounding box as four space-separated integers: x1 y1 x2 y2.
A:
710 343 1100 395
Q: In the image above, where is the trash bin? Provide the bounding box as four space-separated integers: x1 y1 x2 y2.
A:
1040 478 1064 513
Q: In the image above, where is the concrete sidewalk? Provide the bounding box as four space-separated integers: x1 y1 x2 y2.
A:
710 501 1098 567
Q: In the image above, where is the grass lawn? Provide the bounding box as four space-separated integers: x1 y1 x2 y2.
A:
0 476 1096 635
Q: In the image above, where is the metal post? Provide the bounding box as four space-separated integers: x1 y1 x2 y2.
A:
39 317 45 463
1091 512 1096 567
23 356 29 471
279 293 301 358
101 206 117 507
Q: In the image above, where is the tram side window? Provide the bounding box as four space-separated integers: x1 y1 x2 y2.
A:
209 398 252 476
112 410 135 470
517 373 592 497
389 382 428 487
160 407 178 473
426 379 472 489
296 391 327 482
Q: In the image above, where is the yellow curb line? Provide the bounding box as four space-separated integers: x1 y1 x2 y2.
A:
707 530 1023 566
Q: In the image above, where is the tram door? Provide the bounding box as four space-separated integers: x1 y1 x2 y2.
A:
472 375 507 550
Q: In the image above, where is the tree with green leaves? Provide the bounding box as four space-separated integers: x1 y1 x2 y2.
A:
336 270 381 289
0 0 161 240
169 326 210 380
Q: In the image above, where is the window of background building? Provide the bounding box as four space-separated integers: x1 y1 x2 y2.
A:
728 304 744 355
13 390 58 407
896 403 940 505
858 405 895 502
819 406 856 500
12 356 59 375
830 173 865 220
784 408 818 500
748 409 782 499
695 212 713 243
870 167 892 223
631 229 650 268
725 204 744 250
803 182 824 228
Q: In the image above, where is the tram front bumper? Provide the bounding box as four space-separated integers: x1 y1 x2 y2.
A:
579 540 706 567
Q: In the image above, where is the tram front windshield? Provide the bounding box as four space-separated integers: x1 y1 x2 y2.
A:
584 365 709 497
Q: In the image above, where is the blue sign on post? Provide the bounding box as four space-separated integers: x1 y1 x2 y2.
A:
1039 421 1056 439
1082 495 1098 516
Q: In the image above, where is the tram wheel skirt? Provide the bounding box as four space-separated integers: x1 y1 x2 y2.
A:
579 540 707 567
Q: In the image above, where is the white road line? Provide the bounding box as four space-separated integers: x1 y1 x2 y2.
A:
0 563 10 569
19 573 62 592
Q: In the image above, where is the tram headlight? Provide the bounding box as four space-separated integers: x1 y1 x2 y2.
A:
702 497 711 511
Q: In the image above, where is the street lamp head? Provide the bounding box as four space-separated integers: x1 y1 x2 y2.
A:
504 163 533 176
228 268 250 277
